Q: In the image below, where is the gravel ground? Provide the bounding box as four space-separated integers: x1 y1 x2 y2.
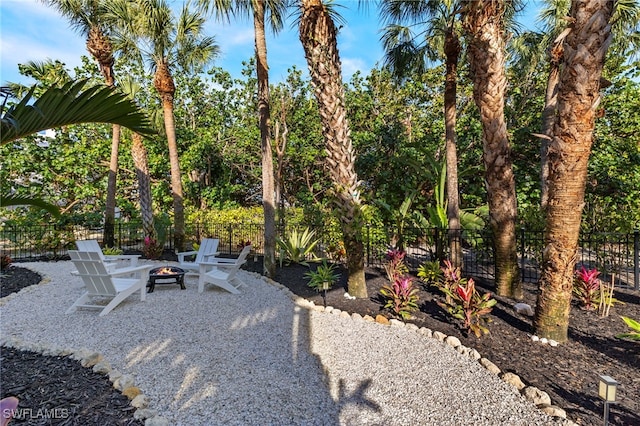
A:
0 261 562 425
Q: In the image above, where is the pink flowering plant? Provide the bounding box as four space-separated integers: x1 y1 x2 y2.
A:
380 275 420 321
573 266 601 310
380 249 419 320
142 236 163 259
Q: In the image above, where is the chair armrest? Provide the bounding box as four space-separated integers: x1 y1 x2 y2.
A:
108 264 151 277
177 251 197 263
201 252 220 261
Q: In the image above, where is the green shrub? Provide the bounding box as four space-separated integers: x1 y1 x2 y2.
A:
277 228 320 265
617 316 640 341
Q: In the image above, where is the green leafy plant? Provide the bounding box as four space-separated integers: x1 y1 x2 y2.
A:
438 277 496 337
102 246 123 255
380 275 420 321
305 261 340 292
417 260 443 285
616 316 640 341
277 227 320 265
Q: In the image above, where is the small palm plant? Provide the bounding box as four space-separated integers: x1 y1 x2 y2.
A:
305 261 340 307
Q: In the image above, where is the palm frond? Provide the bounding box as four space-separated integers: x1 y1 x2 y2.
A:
0 193 60 217
1 79 154 144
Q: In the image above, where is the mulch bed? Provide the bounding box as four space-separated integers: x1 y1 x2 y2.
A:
2 260 639 426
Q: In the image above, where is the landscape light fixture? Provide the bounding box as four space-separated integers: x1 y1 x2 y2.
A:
598 375 618 426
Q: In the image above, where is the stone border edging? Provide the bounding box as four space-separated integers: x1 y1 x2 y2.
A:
254 272 578 426
0 271 168 426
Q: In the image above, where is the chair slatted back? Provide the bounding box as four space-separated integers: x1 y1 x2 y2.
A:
75 240 106 261
227 245 251 279
195 238 219 264
69 250 117 296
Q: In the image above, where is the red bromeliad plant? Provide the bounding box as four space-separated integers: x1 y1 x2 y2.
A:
573 266 601 310
439 277 496 337
143 236 163 259
380 275 420 321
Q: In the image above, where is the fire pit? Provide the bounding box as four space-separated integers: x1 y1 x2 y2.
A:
147 266 186 293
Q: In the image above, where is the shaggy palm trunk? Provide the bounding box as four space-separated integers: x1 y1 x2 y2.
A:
154 61 185 251
534 0 614 342
463 0 521 300
540 42 563 210
444 29 462 268
299 0 367 298
131 132 156 241
254 2 276 278
87 25 119 247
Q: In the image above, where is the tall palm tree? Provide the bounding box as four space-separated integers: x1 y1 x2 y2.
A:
299 0 367 298
110 0 219 251
461 0 522 300
42 0 121 247
535 0 640 209
534 0 615 342
119 76 157 243
198 0 287 278
379 0 464 267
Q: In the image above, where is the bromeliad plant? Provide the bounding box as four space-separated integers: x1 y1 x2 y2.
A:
438 277 497 337
573 266 601 310
417 260 443 286
142 236 163 259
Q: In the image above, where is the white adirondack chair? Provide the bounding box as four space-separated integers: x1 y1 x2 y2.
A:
197 245 251 294
177 238 220 273
75 239 140 268
67 251 150 316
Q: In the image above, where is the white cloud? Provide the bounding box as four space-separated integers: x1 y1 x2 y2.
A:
341 57 369 80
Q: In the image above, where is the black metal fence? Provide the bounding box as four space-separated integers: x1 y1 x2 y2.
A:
1 221 638 290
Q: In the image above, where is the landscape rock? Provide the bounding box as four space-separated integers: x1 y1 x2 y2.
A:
133 408 157 420
522 386 552 406
131 394 150 409
513 302 535 316
445 336 461 349
375 315 389 325
480 358 501 375
538 404 567 418
433 331 447 342
501 372 526 390
145 416 169 426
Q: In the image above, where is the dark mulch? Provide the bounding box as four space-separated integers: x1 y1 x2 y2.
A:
0 266 144 426
2 261 639 426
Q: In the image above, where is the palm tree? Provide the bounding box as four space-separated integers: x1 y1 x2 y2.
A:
535 0 640 209
379 0 465 267
198 0 287 278
42 0 122 247
461 0 522 300
299 0 367 298
110 0 219 251
533 0 615 342
1 80 154 213
119 76 157 244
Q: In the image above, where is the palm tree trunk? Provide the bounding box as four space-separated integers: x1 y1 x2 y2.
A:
540 42 563 210
444 28 462 268
254 1 277 278
534 0 614 342
299 0 367 298
155 62 185 252
463 0 521 300
131 132 156 241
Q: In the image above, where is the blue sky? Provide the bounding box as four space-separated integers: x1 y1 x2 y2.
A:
0 0 541 87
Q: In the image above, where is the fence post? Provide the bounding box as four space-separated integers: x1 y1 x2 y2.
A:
634 229 639 291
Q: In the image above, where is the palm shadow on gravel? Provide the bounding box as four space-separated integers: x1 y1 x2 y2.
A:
2 259 639 426
258 260 639 426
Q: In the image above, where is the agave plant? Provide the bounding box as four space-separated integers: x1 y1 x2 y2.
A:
276 227 320 265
